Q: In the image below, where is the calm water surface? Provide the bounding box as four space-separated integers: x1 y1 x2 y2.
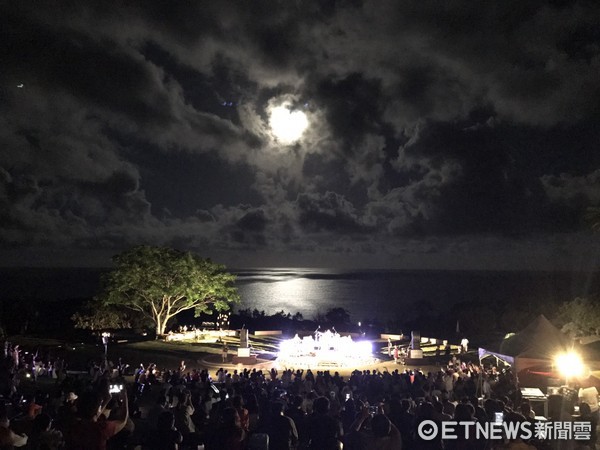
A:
0 267 598 322
234 268 600 322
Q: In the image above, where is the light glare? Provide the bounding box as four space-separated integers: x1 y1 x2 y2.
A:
269 105 308 143
555 352 585 379
277 329 374 368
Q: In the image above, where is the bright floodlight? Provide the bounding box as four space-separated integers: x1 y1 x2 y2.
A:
269 105 308 143
355 341 373 358
555 352 585 379
277 330 375 368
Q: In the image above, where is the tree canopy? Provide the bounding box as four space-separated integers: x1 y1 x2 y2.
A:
557 297 600 337
96 246 239 336
72 304 147 332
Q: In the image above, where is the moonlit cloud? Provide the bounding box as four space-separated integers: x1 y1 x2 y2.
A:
1 0 599 269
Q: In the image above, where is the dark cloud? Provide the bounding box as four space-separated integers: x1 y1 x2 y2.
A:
314 73 385 150
0 0 599 269
392 119 600 236
297 192 372 234
1 12 174 126
236 210 268 233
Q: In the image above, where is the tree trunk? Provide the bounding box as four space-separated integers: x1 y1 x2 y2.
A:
155 316 165 338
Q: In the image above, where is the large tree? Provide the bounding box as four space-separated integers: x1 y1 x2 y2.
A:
98 246 239 336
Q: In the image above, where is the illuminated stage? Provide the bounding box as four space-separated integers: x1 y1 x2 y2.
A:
277 329 376 368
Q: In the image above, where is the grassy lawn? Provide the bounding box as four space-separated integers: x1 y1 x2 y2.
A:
8 333 454 379
125 334 280 355
7 336 66 348
7 333 458 385
7 333 281 373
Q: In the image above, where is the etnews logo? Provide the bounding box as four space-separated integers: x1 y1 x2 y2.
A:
417 420 592 441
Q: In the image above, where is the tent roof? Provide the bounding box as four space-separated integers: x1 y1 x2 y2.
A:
499 314 574 359
478 348 514 366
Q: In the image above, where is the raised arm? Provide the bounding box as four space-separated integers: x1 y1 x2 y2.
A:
113 390 129 435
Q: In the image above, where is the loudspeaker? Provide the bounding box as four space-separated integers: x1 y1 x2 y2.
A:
240 328 248 348
411 331 421 350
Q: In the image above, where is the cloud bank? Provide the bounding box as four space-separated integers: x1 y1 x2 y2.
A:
1 0 599 269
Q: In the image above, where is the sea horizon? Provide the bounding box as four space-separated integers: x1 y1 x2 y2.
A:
1 266 598 323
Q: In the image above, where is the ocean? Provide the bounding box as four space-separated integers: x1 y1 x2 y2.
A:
0 267 598 322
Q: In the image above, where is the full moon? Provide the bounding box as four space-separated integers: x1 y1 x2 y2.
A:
269 105 308 143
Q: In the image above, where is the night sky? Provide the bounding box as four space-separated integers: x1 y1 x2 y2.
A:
1 1 599 270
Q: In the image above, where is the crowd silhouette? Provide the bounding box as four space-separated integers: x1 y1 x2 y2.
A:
0 340 597 449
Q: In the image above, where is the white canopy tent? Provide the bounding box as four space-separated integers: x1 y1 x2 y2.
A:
478 315 576 375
